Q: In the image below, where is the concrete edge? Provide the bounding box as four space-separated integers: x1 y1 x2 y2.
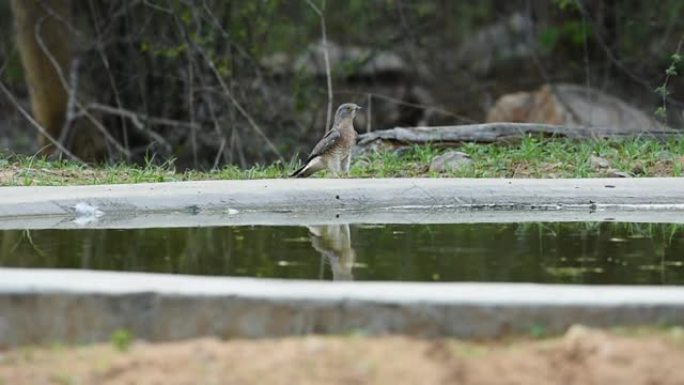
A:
0 178 683 228
2 209 684 230
2 268 684 346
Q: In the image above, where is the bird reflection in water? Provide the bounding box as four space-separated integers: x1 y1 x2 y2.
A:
307 224 356 281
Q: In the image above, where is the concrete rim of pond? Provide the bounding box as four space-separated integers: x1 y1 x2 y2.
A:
1 177 683 229
1 178 683 345
2 267 684 347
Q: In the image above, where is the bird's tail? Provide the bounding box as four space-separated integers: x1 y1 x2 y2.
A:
290 164 307 178
290 157 321 178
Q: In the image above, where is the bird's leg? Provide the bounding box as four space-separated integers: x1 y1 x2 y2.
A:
342 154 352 174
329 159 341 177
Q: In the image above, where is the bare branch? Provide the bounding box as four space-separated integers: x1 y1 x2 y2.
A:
195 47 283 160
0 80 85 165
306 0 333 133
88 0 130 155
212 137 226 171
191 48 233 166
33 14 130 158
57 57 80 145
188 85 199 166
366 93 372 133
141 0 173 14
336 89 476 123
83 103 182 153
187 40 198 167
573 0 682 107
304 0 322 16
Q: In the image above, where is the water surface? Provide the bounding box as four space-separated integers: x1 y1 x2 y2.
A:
1 222 683 284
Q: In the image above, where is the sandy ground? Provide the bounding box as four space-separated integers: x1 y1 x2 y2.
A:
2 326 684 385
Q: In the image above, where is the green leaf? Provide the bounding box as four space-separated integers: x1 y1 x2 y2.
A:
655 85 670 97
553 0 577 11
666 65 678 76
538 27 560 51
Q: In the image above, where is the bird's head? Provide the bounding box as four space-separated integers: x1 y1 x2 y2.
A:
334 103 363 122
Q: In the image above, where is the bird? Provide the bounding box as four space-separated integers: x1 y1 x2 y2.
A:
291 103 362 178
307 224 356 281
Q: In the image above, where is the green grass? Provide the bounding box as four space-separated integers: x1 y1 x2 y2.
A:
1 136 683 186
110 328 133 352
352 135 684 178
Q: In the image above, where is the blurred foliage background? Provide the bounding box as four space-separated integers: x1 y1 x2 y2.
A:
0 0 682 169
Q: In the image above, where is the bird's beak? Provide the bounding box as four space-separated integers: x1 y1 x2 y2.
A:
355 106 364 111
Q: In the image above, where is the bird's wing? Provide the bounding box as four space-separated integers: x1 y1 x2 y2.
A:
307 129 341 161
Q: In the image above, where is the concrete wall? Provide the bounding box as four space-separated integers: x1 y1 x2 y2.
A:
2 268 684 347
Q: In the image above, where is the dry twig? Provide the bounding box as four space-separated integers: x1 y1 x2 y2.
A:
0 80 85 164
305 0 333 133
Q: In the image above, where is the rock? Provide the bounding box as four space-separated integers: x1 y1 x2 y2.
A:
393 147 413 158
486 84 665 133
606 169 632 178
457 13 536 74
631 161 645 175
563 325 606 358
429 151 472 173
589 155 610 170
656 151 672 161
262 41 410 78
262 41 437 130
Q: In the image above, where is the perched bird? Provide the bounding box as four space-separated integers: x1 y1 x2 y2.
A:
291 103 362 178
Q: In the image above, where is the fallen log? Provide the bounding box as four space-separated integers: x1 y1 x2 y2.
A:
355 123 681 152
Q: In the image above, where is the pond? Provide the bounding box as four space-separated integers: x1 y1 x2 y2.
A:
1 222 683 284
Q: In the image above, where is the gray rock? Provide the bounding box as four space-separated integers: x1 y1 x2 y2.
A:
429 151 472 173
487 84 666 133
261 41 436 131
656 151 672 161
589 155 610 170
631 161 645 175
457 13 536 74
262 41 409 77
607 169 633 178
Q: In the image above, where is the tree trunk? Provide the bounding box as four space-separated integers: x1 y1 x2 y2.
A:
11 0 72 153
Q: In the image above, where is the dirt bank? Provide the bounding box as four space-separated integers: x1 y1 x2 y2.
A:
2 325 683 385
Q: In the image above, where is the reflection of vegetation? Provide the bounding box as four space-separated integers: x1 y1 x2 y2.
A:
545 266 604 277
515 222 684 284
516 222 684 243
0 222 683 284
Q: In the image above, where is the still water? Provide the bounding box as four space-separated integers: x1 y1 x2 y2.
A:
1 222 683 284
